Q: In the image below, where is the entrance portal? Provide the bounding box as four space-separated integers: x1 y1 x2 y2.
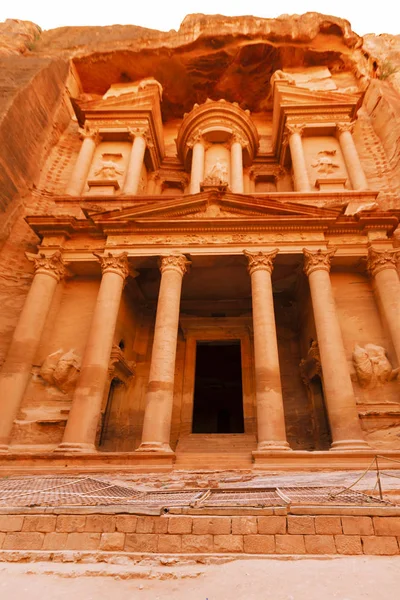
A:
192 340 244 433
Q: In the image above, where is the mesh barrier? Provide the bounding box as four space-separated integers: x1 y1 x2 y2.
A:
0 476 390 508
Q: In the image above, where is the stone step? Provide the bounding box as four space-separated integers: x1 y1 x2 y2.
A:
176 434 257 454
174 451 253 470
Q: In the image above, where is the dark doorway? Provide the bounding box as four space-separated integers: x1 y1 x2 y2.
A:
192 340 244 433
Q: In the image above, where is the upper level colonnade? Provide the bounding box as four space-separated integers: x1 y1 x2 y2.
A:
63 74 369 199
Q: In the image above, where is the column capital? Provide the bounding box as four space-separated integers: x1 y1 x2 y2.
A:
337 122 355 135
367 247 400 277
230 131 248 149
159 254 190 276
285 123 306 137
94 252 130 279
187 130 210 149
128 126 151 145
244 249 279 275
79 126 101 144
303 248 336 277
29 250 66 282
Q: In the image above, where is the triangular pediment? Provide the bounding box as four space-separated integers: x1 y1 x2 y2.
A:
274 82 362 107
88 191 342 225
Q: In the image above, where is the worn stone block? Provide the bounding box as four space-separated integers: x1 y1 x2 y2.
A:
287 516 315 535
99 532 125 551
192 517 231 535
335 535 363 555
258 516 286 534
56 515 86 533
65 533 101 550
275 535 306 554
182 534 213 553
0 532 5 548
362 536 399 555
42 532 68 550
158 534 182 553
373 517 400 536
22 515 57 533
314 516 342 535
3 532 44 550
213 535 243 553
342 516 374 536
304 535 336 554
244 534 275 554
232 517 258 535
115 516 137 533
168 516 192 534
84 515 116 533
124 533 157 553
136 517 158 534
0 516 24 532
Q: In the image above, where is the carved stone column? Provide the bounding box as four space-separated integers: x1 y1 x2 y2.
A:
230 133 245 193
56 252 130 452
66 129 100 196
285 123 311 192
337 123 368 190
188 132 205 195
244 250 290 451
368 247 400 364
303 248 369 450
137 254 190 452
0 252 65 451
123 128 147 195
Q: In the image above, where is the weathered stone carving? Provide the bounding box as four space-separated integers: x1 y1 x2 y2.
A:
353 344 400 388
159 254 190 275
367 247 400 277
299 340 322 385
311 150 340 175
303 248 336 276
94 154 124 179
244 249 279 275
31 251 66 282
39 349 81 393
108 344 136 384
94 252 130 279
203 159 229 186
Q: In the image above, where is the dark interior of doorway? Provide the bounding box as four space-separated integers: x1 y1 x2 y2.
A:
192 340 244 434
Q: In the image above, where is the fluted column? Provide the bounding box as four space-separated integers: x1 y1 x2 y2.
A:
123 129 147 195
66 129 100 196
244 250 290 451
189 133 205 195
368 247 400 364
56 252 130 453
230 134 245 193
286 123 311 192
303 249 369 450
337 123 368 190
0 251 65 451
137 254 190 452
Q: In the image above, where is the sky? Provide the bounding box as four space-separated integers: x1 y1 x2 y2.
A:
0 0 398 36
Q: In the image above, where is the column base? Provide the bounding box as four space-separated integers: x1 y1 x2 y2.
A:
256 441 292 452
330 439 370 451
53 442 97 454
135 442 174 453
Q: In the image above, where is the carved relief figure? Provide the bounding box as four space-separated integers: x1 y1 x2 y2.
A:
204 159 229 185
94 154 124 179
352 344 400 389
39 349 81 393
311 150 340 175
299 340 322 385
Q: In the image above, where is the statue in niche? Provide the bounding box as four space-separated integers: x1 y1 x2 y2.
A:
94 153 124 179
352 343 400 389
299 339 322 385
311 150 340 175
39 349 81 393
203 159 229 186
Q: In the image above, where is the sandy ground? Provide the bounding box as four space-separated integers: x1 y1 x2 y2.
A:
0 557 399 599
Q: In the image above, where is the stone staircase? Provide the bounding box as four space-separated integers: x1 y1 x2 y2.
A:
174 433 256 470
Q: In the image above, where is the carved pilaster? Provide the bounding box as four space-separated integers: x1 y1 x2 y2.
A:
94 252 130 279
159 254 190 276
303 248 336 277
244 249 279 275
367 247 400 277
31 251 66 282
